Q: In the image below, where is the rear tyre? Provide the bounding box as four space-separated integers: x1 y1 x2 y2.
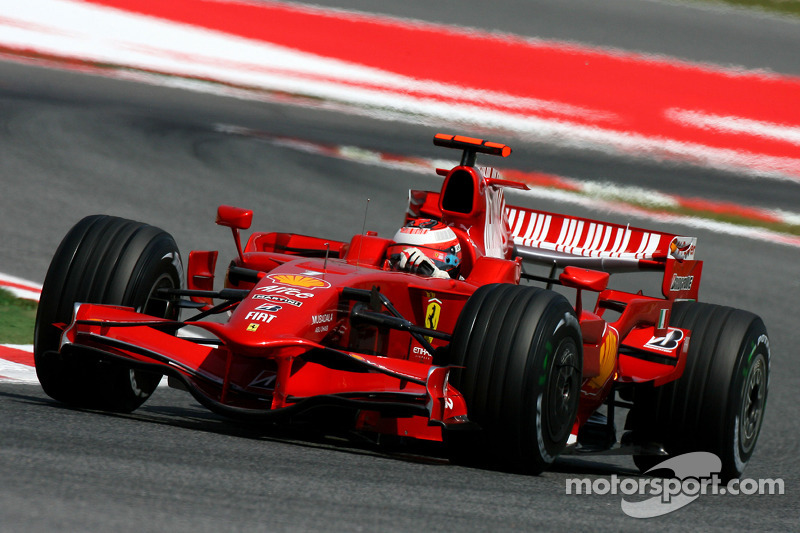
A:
34 215 183 412
446 284 582 474
627 301 769 480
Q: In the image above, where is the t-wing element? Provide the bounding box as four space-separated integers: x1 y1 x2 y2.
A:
217 205 253 263
559 266 610 315
434 133 511 167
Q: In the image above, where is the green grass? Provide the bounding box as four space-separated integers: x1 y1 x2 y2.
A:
0 288 37 345
691 0 800 17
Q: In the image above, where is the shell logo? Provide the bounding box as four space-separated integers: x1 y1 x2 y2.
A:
267 274 331 290
588 328 618 390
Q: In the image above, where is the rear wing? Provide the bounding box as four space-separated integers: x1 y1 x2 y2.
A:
508 204 703 300
507 205 696 271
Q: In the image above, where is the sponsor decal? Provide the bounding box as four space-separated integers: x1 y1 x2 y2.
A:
255 304 282 312
253 294 303 306
657 308 669 330
425 292 441 344
311 312 334 333
311 313 334 325
246 323 259 332
413 346 430 357
669 237 696 261
245 311 276 323
402 227 430 235
645 328 684 352
256 285 315 299
400 219 439 234
248 371 276 389
267 274 331 290
669 274 694 292
588 327 618 389
425 300 441 329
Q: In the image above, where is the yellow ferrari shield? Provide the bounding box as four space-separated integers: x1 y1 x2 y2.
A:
425 293 442 343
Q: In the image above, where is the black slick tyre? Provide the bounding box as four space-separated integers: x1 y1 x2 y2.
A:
627 301 769 481
447 284 582 474
34 215 183 412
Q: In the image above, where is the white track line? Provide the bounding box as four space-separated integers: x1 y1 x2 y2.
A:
1 0 799 180
0 273 42 301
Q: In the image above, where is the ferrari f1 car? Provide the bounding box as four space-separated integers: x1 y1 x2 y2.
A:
34 133 769 479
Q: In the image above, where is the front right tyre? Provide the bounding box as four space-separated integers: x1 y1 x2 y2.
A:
34 215 182 413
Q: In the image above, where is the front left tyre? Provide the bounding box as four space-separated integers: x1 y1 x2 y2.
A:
34 215 182 412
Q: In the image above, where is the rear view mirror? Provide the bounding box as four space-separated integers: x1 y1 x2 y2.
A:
216 205 253 262
216 205 253 230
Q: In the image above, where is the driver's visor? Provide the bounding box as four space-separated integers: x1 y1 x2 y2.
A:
388 244 460 272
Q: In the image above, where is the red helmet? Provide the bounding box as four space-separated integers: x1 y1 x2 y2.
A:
390 219 462 275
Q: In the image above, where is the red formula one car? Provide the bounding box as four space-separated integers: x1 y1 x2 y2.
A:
34 134 769 479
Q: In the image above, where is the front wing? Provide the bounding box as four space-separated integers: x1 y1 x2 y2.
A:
58 303 467 432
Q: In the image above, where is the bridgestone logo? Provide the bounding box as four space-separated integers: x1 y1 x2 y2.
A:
669 274 693 292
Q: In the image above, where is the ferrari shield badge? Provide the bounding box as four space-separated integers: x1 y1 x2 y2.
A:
425 292 441 343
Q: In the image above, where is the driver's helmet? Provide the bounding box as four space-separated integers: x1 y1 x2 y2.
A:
389 219 462 276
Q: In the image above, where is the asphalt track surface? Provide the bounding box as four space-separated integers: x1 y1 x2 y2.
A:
0 2 798 531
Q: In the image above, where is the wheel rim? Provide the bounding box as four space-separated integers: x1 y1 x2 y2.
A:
128 369 153 398
130 271 178 397
739 353 766 454
546 340 580 442
141 273 179 320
